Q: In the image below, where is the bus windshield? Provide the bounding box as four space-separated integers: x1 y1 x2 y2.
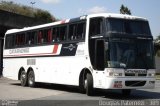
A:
106 39 155 69
107 18 151 35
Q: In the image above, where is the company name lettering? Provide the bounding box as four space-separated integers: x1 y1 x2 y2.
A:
9 48 29 54
125 70 147 74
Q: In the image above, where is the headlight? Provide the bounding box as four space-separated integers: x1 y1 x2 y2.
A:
109 72 123 77
114 73 123 76
148 73 155 77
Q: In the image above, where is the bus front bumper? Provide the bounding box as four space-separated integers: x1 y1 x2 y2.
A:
94 77 155 89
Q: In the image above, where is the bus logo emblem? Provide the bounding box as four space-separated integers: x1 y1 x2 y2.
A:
63 44 76 51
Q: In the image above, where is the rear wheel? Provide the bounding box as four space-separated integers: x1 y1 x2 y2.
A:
28 71 35 87
122 89 131 96
20 71 27 86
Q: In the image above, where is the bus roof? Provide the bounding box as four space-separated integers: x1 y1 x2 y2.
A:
6 13 147 35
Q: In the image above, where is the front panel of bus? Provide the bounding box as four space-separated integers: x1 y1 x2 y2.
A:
89 16 155 89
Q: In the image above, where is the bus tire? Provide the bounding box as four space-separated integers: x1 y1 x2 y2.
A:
20 71 27 86
86 73 94 96
79 82 86 94
28 71 35 87
122 89 131 96
79 74 86 94
79 83 86 94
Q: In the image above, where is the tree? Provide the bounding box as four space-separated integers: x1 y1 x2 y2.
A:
34 10 55 22
0 0 56 22
155 34 160 43
154 34 160 57
120 4 131 15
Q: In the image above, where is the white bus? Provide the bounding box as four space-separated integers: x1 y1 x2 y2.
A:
3 13 155 96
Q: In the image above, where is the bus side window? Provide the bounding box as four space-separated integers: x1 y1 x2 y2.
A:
69 24 77 40
16 33 25 46
43 29 52 43
21 33 25 45
5 35 14 49
38 30 43 44
76 22 86 40
52 27 59 42
5 36 9 49
26 31 37 45
47 29 52 43
43 29 47 43
31 31 37 44
15 34 18 46
52 28 56 42
89 18 103 36
16 34 19 46
59 26 67 41
12 35 16 48
26 32 31 45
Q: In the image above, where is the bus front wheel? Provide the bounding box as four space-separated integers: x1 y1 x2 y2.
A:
28 71 35 87
86 73 94 96
20 71 27 86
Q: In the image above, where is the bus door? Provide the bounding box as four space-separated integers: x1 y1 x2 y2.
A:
89 17 105 70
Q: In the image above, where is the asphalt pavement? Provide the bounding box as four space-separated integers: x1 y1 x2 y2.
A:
0 77 160 106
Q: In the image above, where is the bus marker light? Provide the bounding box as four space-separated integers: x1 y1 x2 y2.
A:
149 81 155 84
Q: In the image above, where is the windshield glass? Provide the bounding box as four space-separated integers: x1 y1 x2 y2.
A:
106 38 155 69
107 18 151 35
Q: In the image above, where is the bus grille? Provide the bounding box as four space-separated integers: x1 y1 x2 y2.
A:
125 81 146 87
125 73 147 76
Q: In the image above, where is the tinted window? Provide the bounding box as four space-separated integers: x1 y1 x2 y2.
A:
43 29 52 43
129 21 142 34
38 30 43 44
69 22 86 40
26 31 37 45
69 24 77 40
5 22 86 49
15 33 25 46
5 35 15 49
59 26 67 41
52 26 67 42
76 23 85 39
107 39 154 69
89 18 103 36
107 18 151 35
107 19 123 33
52 27 59 42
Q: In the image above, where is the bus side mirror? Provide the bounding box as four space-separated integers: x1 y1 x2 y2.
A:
95 39 105 70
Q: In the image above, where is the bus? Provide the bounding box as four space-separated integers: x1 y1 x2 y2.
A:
3 13 155 96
